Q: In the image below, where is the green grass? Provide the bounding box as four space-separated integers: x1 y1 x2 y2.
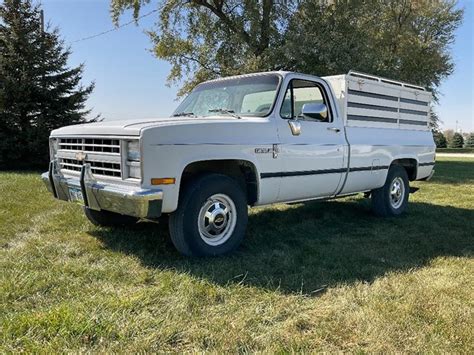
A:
1 157 473 352
436 148 474 154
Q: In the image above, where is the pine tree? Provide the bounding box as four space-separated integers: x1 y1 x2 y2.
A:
449 132 464 148
433 131 447 148
0 0 95 169
465 133 474 148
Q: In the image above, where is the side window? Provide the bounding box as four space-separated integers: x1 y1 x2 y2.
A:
280 79 331 122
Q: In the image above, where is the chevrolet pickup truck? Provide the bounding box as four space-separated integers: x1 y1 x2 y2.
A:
42 70 436 256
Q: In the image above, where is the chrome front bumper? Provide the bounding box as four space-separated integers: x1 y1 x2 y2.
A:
41 161 163 219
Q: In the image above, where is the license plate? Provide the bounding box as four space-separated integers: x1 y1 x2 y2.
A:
69 187 84 205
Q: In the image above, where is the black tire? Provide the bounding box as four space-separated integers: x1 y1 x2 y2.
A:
83 207 138 227
371 165 410 217
169 174 248 257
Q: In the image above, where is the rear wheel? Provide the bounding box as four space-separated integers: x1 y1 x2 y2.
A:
169 174 248 256
371 165 409 217
83 207 138 227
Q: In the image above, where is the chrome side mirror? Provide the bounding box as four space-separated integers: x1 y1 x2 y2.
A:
301 103 328 121
288 119 301 136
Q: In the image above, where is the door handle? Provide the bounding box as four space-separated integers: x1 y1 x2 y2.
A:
327 127 341 133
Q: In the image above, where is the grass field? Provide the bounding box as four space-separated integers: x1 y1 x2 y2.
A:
436 148 474 154
1 157 473 352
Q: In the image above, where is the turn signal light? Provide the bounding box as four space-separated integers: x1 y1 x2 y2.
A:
151 177 176 185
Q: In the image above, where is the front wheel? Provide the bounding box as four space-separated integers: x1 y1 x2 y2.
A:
169 174 248 256
371 165 409 217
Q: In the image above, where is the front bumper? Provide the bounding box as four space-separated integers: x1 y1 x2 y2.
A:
426 169 435 181
41 161 163 219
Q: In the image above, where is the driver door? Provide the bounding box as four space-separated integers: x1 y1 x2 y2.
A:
275 77 346 202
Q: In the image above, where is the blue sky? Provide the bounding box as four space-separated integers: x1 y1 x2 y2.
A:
42 0 473 132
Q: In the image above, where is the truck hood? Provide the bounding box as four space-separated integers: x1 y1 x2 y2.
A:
50 116 248 137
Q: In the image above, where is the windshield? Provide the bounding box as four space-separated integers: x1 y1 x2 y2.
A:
173 74 281 118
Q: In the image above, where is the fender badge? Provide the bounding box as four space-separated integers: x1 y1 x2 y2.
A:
255 148 272 154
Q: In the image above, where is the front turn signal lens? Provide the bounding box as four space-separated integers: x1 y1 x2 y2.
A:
151 178 176 185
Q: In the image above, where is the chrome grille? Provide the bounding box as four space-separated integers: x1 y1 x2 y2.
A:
57 137 122 178
59 138 120 154
59 158 122 177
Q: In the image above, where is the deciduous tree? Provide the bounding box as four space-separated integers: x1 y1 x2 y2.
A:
444 129 455 143
111 0 463 99
283 0 462 100
112 0 292 97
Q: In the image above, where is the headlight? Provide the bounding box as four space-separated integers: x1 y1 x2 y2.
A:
126 140 140 161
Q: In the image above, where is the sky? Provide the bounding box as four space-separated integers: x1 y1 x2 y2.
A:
41 0 473 132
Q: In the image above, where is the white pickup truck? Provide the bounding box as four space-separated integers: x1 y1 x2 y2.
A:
42 71 435 256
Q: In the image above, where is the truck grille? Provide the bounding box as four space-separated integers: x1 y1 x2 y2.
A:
59 158 122 177
59 138 120 153
57 138 122 178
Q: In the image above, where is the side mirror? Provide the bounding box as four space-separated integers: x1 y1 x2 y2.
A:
301 103 328 121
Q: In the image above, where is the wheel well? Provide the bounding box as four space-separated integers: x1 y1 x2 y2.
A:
180 160 259 205
391 158 417 181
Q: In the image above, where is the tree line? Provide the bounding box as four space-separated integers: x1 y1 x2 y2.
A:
433 130 474 149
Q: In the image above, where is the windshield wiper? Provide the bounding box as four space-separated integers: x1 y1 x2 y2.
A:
172 112 195 117
208 108 241 119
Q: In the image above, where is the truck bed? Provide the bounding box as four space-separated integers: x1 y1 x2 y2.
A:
324 71 432 131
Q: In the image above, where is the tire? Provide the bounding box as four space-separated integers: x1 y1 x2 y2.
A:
371 165 410 217
169 174 248 256
83 207 138 227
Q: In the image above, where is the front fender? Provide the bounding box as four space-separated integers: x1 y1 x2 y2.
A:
142 143 264 213
139 118 278 213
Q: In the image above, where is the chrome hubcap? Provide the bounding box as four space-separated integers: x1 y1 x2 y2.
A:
390 177 405 209
198 194 237 246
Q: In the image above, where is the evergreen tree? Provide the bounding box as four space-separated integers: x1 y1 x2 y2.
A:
429 111 441 132
0 0 95 169
433 131 447 148
465 133 474 148
449 132 464 148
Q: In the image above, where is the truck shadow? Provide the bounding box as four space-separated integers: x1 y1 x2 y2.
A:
90 198 474 295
